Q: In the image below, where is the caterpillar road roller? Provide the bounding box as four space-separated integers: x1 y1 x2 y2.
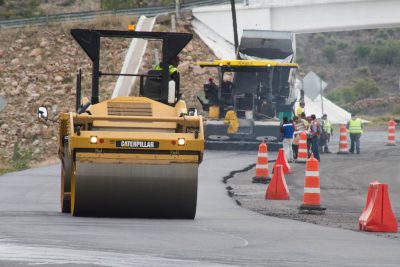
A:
39 29 204 218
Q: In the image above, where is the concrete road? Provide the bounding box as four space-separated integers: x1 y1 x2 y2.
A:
0 150 399 266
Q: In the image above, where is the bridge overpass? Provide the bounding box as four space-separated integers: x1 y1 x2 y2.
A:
192 0 400 58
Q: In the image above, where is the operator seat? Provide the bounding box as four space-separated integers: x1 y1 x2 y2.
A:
142 70 163 99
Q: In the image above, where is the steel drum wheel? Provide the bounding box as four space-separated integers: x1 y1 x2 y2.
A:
61 144 72 213
71 161 198 219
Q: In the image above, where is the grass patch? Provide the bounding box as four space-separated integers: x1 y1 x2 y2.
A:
10 143 32 171
0 143 32 176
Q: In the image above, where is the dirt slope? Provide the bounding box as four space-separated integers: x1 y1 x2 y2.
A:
0 13 216 169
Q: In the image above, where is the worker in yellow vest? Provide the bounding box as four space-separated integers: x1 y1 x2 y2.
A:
154 56 179 81
320 113 333 153
346 113 363 154
295 102 305 117
224 106 239 134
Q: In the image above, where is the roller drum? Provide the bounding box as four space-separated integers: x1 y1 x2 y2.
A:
72 162 198 219
61 143 72 213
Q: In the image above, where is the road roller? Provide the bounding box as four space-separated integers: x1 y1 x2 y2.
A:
40 29 204 218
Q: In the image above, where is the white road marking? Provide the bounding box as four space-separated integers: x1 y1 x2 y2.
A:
0 242 233 267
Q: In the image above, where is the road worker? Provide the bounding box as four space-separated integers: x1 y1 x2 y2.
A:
320 113 333 153
308 114 321 161
224 106 239 134
347 113 363 154
154 56 180 81
295 101 305 117
281 117 294 162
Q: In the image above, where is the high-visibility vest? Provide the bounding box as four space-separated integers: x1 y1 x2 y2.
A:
296 106 304 117
348 118 363 134
224 110 239 134
322 119 332 133
154 64 177 76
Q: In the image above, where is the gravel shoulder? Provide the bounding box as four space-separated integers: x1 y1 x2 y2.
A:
225 131 400 239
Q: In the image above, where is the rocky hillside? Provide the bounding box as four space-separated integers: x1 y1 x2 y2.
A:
297 29 400 116
0 13 217 171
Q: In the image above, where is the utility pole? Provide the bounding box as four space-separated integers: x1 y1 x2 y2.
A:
230 0 239 55
171 14 176 32
320 78 324 115
175 0 181 20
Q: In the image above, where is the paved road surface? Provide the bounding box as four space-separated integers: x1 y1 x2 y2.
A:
0 150 399 266
227 131 400 235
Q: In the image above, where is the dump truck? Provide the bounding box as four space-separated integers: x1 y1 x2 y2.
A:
38 29 204 219
197 30 298 150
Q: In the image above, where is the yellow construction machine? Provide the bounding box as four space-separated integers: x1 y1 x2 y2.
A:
38 29 204 218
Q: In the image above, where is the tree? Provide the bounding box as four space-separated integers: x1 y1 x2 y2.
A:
322 45 336 63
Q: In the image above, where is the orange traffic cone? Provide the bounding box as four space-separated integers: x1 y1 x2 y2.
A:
359 181 398 233
252 142 270 184
296 131 308 163
337 124 349 154
299 154 326 212
387 120 396 146
265 165 290 200
273 148 291 174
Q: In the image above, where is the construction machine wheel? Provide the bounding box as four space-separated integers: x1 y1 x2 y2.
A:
60 141 72 213
70 161 198 219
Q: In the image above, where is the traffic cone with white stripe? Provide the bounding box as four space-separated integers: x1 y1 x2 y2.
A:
265 165 290 200
387 120 396 146
252 142 270 184
273 148 292 174
337 124 349 154
299 154 326 212
296 131 308 163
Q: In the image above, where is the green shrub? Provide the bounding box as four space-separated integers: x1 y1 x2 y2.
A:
322 45 336 63
370 40 400 65
325 90 342 104
356 66 371 76
353 45 370 59
326 79 380 105
316 71 327 80
338 42 348 50
376 29 390 39
352 78 380 99
10 143 31 171
374 38 385 45
311 33 327 47
340 86 357 103
392 104 400 115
